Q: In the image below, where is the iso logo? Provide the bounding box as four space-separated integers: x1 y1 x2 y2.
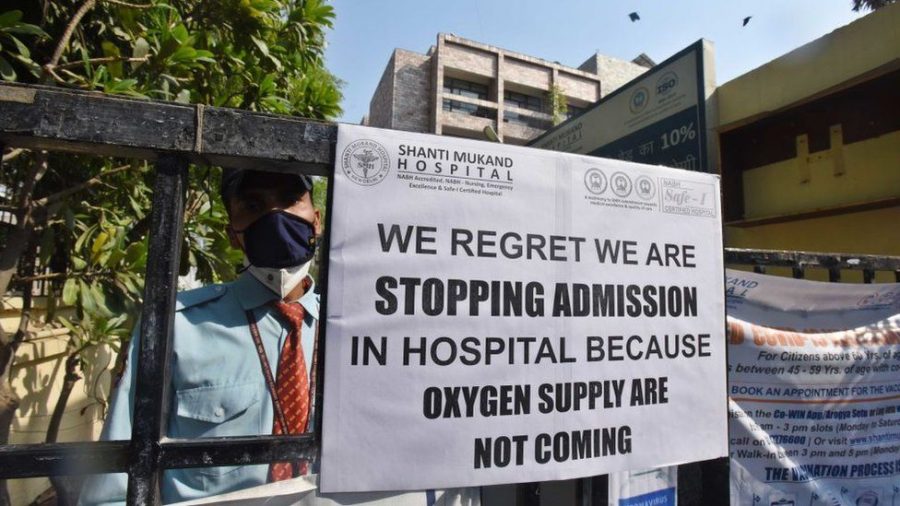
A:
341 139 390 186
629 87 650 114
584 168 608 195
655 71 679 96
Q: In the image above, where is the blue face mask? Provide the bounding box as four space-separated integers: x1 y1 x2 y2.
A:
236 210 317 269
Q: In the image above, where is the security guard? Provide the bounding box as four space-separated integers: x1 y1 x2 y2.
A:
80 169 323 504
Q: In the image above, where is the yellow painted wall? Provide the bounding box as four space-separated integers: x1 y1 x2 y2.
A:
1 297 112 504
717 2 900 128
717 4 900 276
741 131 900 220
725 206 900 282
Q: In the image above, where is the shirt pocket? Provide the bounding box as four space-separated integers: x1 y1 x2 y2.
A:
173 382 263 439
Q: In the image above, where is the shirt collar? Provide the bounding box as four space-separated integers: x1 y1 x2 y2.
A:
233 271 279 311
233 271 319 320
297 279 319 321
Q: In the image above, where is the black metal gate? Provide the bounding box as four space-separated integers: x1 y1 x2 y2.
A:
1 82 898 506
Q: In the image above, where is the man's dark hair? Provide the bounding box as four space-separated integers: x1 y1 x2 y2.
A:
221 169 314 215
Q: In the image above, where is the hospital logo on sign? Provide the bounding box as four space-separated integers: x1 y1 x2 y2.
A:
341 139 390 186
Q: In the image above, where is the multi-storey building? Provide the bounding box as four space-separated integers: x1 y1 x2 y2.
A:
367 33 652 145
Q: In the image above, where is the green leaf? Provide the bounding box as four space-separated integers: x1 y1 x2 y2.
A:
0 11 23 26
175 89 190 103
79 280 96 314
112 26 131 41
117 272 139 296
132 37 149 69
62 278 79 305
90 282 113 317
9 52 40 78
101 41 123 78
169 46 196 63
91 231 109 260
106 247 125 268
57 316 79 335
4 23 47 37
170 24 189 44
72 256 87 270
250 36 270 58
0 55 15 81
267 54 282 72
8 34 28 58
75 225 95 251
104 79 144 96
124 242 144 262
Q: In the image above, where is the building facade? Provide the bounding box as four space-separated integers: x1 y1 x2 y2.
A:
367 33 651 145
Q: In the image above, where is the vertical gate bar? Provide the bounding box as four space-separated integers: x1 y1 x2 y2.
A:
676 462 702 504
314 165 336 456
699 457 730 504
895 270 900 283
577 476 608 506
863 269 874 284
126 155 188 506
753 265 765 274
792 266 804 279
516 482 540 506
828 268 841 283
577 476 607 506
577 477 592 506
590 475 608 505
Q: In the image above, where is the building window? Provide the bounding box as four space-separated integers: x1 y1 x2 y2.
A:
566 104 585 119
504 90 543 112
503 111 552 130
443 99 494 119
443 77 489 100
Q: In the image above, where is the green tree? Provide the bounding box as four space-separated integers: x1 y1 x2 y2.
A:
0 1 341 503
852 0 896 11
547 84 568 126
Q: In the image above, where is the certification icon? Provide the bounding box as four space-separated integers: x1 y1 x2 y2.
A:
611 172 633 198
635 175 656 200
584 168 608 195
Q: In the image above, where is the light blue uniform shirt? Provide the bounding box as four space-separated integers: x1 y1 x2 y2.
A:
79 272 320 506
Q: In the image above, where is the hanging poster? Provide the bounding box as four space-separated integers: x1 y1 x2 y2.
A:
727 270 900 505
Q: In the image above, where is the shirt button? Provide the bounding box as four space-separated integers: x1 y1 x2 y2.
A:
214 407 224 417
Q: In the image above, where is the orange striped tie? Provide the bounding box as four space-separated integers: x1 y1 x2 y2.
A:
269 301 310 481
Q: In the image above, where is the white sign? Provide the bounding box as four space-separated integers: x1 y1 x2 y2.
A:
726 270 900 505
321 124 728 493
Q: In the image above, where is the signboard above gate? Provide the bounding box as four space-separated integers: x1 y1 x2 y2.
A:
529 40 716 173
321 124 728 493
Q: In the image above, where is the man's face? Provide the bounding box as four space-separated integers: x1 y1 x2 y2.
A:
227 173 321 251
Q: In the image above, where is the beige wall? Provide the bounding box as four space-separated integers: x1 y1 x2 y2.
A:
443 42 496 77
2 297 113 504
503 58 551 90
